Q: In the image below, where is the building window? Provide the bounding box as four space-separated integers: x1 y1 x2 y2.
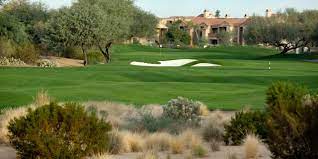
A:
219 27 227 32
210 39 218 45
211 28 218 34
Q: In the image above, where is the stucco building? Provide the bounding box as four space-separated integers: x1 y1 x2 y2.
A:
156 10 250 46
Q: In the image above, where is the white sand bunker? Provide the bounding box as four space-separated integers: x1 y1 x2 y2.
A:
130 59 221 67
131 59 196 67
192 63 221 67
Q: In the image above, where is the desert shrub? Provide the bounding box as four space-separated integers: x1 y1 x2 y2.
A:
169 137 184 154
192 145 207 158
62 46 83 59
198 102 209 116
87 52 104 65
0 38 16 57
210 140 221 152
0 56 26 66
108 130 128 154
243 134 260 159
266 81 307 109
121 131 144 152
266 82 318 159
14 43 39 64
37 59 58 67
8 102 112 159
108 130 127 154
179 129 203 149
224 110 267 145
202 120 224 143
144 132 171 151
126 111 176 133
163 97 201 125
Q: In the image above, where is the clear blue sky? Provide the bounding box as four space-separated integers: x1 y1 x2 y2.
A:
33 0 318 18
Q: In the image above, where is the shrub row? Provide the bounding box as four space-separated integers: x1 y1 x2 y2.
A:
224 81 318 159
0 38 39 64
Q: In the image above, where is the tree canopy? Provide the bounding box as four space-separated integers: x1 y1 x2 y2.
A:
165 20 191 46
0 12 28 44
244 9 318 54
3 0 49 44
130 7 158 38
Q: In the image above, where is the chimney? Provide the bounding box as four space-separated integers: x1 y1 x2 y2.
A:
203 9 214 18
266 9 272 17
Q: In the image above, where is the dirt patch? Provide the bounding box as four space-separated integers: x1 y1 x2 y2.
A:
45 56 84 67
0 145 16 159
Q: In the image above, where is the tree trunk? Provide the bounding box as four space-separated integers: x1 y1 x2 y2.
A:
81 45 88 66
280 48 289 54
98 42 112 64
104 42 112 63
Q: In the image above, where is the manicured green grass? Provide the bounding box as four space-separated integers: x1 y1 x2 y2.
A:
0 45 317 110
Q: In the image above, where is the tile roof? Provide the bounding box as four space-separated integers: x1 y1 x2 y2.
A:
192 17 249 27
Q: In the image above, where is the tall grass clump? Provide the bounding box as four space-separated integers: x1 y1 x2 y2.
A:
265 81 318 159
33 89 51 106
144 132 172 151
8 102 112 159
243 134 261 159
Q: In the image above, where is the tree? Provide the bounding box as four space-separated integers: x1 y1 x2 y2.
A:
217 30 233 45
46 0 136 64
245 9 318 54
3 0 49 44
91 0 135 63
215 10 221 18
45 3 97 65
130 7 158 38
0 12 28 44
165 20 191 46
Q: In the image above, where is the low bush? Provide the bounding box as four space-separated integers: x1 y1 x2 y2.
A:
202 120 224 143
266 82 318 159
62 46 83 59
87 51 104 65
169 138 184 154
0 56 26 66
14 43 39 64
163 97 201 125
8 102 112 159
0 38 16 57
224 110 267 145
37 59 58 67
210 140 221 152
192 145 208 158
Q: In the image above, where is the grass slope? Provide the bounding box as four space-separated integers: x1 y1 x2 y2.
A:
0 45 317 110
